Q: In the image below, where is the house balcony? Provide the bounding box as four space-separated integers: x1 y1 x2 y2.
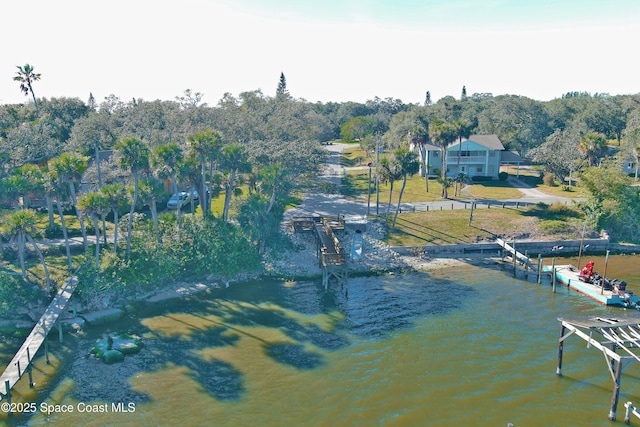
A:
446 155 486 164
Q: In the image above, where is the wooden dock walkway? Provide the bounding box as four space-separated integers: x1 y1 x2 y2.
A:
496 238 536 271
292 216 347 288
0 275 79 402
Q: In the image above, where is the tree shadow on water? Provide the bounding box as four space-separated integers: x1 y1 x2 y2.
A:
265 343 324 370
182 354 245 401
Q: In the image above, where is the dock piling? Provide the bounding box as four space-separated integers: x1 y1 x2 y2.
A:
609 360 623 420
551 258 557 293
556 324 565 376
537 255 543 284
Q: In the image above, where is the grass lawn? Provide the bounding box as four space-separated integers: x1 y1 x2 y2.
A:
383 208 528 246
342 170 446 203
466 180 523 200
384 202 587 247
340 146 370 167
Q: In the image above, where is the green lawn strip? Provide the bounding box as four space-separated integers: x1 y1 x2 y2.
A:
342 170 445 202
340 146 370 167
383 208 528 246
466 180 524 200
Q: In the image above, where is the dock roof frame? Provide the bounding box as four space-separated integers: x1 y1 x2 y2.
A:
557 314 640 421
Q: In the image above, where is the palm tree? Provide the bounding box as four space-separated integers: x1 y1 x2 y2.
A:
49 153 90 251
153 143 184 222
3 209 51 293
452 119 472 190
115 137 150 260
380 156 402 222
220 143 251 222
137 178 164 242
100 183 126 252
78 191 109 268
392 147 420 228
429 120 458 199
45 168 73 270
188 130 222 217
13 64 41 116
579 132 607 167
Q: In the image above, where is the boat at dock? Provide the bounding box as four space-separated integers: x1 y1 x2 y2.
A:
543 262 637 307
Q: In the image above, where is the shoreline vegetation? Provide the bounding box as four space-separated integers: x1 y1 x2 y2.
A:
2 215 638 334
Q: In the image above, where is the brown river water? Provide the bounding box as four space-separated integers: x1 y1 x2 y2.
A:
1 254 639 427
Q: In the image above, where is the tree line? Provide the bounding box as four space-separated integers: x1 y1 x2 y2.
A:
1 67 640 302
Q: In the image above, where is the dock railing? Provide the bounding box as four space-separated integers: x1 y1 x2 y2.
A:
625 402 640 424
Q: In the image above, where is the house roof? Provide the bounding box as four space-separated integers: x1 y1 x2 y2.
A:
466 134 505 150
500 150 524 163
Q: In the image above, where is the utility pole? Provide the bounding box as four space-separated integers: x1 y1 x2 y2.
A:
375 133 380 215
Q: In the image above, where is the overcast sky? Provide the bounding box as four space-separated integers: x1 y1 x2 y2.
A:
1 0 639 107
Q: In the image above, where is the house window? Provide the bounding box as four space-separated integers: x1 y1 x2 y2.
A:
433 152 439 157
489 151 496 157
476 166 483 173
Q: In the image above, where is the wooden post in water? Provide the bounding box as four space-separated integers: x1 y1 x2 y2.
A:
609 359 623 421
58 321 63 343
27 347 34 388
45 336 50 364
556 324 565 376
601 250 610 296
551 258 557 293
5 380 11 417
524 250 529 279
537 254 543 284
512 239 517 277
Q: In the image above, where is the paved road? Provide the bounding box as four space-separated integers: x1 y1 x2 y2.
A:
285 144 581 220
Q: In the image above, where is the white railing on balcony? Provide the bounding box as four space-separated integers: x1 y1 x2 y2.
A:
446 155 486 163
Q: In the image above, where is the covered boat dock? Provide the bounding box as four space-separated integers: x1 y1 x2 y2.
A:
557 314 640 421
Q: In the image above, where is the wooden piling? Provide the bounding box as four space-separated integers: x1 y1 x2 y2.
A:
27 347 33 387
609 359 623 420
537 255 543 284
512 239 517 277
5 380 11 416
58 322 63 342
556 324 565 376
551 258 557 293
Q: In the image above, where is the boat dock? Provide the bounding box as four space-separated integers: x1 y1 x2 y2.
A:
292 216 347 288
496 238 536 271
0 275 79 405
556 314 640 421
543 264 637 307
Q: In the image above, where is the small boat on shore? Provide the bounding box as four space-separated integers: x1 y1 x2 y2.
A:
543 261 638 307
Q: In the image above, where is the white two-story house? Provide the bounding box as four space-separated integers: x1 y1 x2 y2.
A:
417 134 519 180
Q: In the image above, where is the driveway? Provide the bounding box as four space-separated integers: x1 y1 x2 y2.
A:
285 145 580 219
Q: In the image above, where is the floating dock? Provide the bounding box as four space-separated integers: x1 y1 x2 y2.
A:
543 264 637 307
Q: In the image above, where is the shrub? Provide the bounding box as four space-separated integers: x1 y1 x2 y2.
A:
498 171 509 181
471 176 493 182
543 173 556 187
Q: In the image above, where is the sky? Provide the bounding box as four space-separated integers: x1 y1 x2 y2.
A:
1 0 639 107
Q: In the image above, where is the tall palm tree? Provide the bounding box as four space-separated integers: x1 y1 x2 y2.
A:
392 147 420 228
78 191 109 268
220 143 251 222
153 143 184 223
115 137 150 260
100 183 126 252
429 120 458 199
3 209 51 293
13 64 41 116
188 129 222 217
137 178 164 242
49 153 90 251
380 156 402 222
452 119 472 195
45 167 73 270
579 132 607 167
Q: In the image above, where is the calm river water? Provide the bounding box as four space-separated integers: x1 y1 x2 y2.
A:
2 255 640 427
